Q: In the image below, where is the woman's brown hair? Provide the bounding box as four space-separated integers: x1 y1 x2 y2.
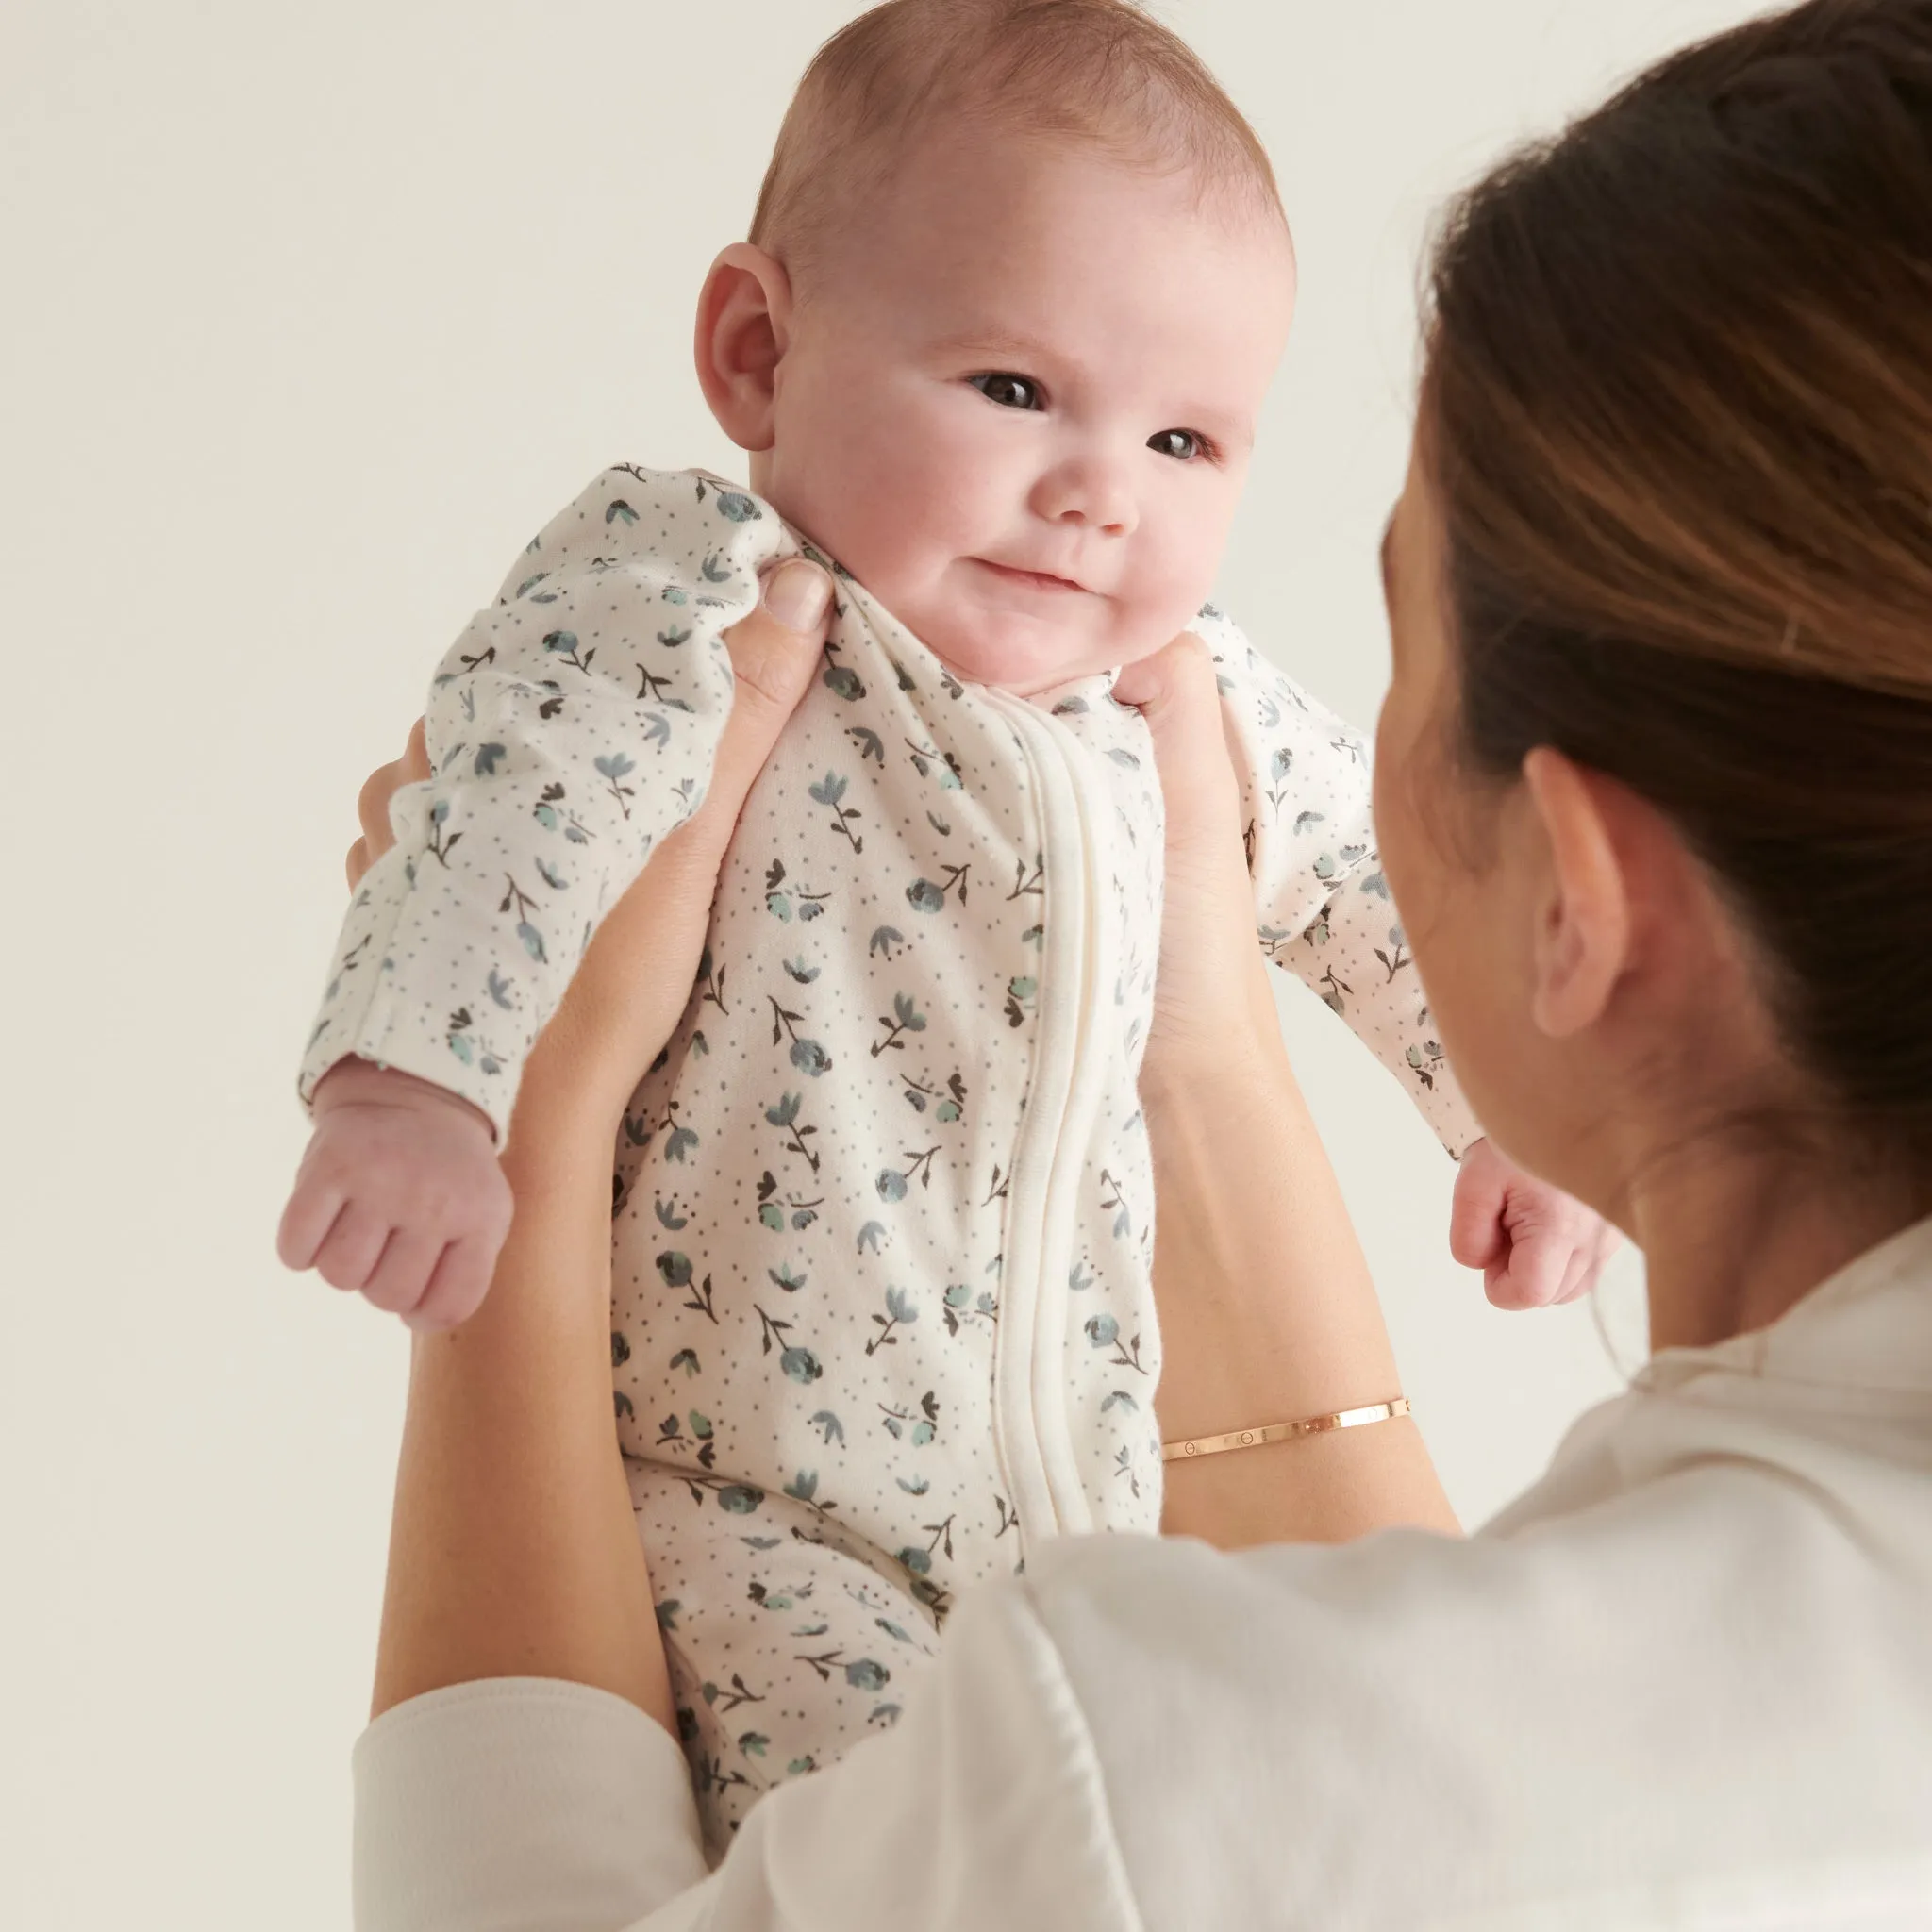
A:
1424 0 1932 1163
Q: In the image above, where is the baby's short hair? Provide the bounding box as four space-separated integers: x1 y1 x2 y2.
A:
751 0 1285 278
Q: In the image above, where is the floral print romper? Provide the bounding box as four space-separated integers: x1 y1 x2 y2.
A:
301 466 1474 1857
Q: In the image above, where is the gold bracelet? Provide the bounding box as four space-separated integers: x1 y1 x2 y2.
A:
1159 1397 1410 1463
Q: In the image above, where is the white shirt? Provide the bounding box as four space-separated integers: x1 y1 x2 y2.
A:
354 1215 1932 1929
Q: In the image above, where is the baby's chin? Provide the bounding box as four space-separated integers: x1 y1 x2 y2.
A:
801 531 1180 697
885 598 1150 698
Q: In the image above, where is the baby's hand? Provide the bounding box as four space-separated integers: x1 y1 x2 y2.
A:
276 1058 511 1331
1448 1137 1620 1310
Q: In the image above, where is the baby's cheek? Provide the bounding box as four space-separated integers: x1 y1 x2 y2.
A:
773 415 973 592
842 475 963 588
1111 549 1224 665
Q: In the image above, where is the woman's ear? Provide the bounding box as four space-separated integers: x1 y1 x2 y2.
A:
694 243 793 453
1519 747 1632 1039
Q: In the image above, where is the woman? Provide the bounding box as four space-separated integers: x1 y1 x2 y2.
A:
351 1 1932 1923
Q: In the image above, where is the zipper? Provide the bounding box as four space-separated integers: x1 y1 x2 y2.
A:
981 690 1117 1556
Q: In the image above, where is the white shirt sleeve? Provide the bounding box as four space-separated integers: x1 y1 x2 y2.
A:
353 1677 708 1932
352 1579 1144 1932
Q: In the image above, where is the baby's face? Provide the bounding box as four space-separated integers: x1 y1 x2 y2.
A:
749 129 1296 695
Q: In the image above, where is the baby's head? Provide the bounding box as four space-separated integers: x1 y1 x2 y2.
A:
695 0 1296 694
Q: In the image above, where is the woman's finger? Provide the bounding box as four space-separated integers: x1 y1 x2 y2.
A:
356 717 434 876
1115 633 1281 1088
1113 634 1244 858
357 761 401 857
346 836 371 891
596 555 831 933
698 559 835 848
626 559 832 917
509 558 836 1128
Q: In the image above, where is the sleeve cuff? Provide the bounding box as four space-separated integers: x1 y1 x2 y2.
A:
353 1677 708 1932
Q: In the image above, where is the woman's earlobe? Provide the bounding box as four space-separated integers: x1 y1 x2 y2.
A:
693 243 793 453
1522 748 1631 1039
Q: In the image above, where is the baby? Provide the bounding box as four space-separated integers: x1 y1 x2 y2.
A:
283 0 1591 1855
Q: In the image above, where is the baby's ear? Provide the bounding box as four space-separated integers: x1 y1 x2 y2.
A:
694 243 792 452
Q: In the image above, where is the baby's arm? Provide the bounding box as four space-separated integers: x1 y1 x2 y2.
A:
1199 610 1480 1158
1199 612 1622 1299
283 467 793 1323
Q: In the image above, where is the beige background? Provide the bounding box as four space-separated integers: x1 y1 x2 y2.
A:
2 2 1758 1924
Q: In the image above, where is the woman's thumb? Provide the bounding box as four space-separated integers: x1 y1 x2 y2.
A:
736 559 832 708
1114 634 1241 846
707 559 834 808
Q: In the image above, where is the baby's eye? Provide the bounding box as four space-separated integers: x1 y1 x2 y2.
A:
970 372 1042 411
1148 428 1205 461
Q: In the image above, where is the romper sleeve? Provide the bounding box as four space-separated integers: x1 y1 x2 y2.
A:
1197 606 1480 1158
351 1582 1141 1932
297 467 796 1143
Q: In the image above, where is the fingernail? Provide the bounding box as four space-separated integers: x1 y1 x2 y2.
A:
763 559 832 632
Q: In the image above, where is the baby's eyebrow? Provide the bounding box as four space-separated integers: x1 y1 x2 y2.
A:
925 324 1062 364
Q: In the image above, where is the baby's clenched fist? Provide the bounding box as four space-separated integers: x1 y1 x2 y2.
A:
276 1058 511 1331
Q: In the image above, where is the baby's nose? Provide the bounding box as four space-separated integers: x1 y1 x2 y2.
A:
1031 455 1138 537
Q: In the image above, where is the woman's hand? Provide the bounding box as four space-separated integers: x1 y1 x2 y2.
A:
1114 635 1283 1101
352 558 837 1149
1113 637 1457 1547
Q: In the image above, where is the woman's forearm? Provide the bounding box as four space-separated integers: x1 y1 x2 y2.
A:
369 1099 674 1730
1147 1038 1458 1549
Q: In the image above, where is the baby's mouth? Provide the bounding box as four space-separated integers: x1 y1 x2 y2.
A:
971 558 1090 595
